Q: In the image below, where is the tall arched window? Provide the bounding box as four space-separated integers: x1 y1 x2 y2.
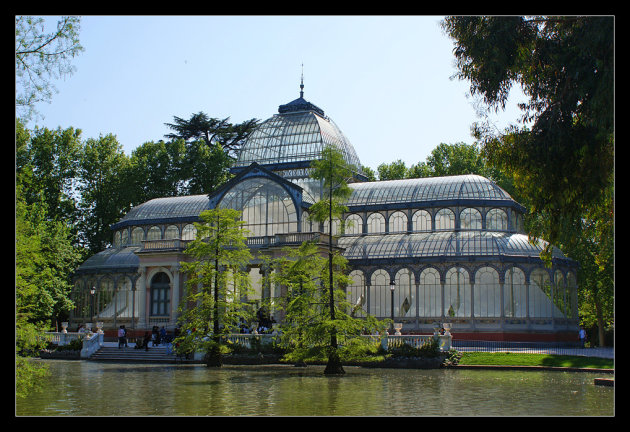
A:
150 272 171 317
219 177 297 237
347 270 366 317
369 269 390 317
554 270 566 318
301 210 312 232
566 272 578 319
474 267 500 317
444 267 470 317
504 267 527 318
394 268 415 317
121 229 129 246
419 267 441 317
529 268 553 318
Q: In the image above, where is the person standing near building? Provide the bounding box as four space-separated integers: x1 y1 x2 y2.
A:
579 327 587 348
118 326 125 349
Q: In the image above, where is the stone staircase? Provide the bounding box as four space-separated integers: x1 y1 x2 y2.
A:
88 346 183 363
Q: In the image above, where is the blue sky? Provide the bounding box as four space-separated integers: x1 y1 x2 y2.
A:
28 15 526 171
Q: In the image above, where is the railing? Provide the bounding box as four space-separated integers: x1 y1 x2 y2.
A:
451 340 584 355
43 331 84 346
246 232 337 248
43 331 104 358
224 333 452 352
383 334 452 352
140 239 191 251
80 332 104 358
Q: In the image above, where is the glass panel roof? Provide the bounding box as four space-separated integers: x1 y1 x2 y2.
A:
345 175 513 207
337 232 565 260
117 195 210 224
76 247 140 273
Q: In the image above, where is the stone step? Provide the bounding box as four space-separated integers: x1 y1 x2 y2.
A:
89 346 181 363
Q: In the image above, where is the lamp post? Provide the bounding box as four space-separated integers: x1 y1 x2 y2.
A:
90 287 96 323
389 280 396 334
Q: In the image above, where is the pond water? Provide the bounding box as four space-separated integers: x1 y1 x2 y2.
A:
16 360 614 416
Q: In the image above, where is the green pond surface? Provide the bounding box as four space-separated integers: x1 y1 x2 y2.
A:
16 360 614 416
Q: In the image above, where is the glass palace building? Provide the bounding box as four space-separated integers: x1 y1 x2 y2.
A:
72 87 579 341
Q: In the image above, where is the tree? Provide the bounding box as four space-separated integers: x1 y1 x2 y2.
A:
16 178 82 397
271 242 387 368
164 112 259 158
77 134 131 254
308 145 356 374
15 16 83 122
15 121 83 226
377 159 408 180
180 139 233 195
177 208 253 367
441 16 614 248
125 139 188 204
529 174 614 346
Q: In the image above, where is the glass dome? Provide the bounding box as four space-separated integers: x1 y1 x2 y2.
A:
233 97 363 176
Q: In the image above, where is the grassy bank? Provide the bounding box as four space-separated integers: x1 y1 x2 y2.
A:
457 352 614 369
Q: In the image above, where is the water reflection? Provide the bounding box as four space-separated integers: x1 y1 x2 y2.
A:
16 361 613 416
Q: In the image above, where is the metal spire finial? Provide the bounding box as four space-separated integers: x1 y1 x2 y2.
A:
300 63 304 98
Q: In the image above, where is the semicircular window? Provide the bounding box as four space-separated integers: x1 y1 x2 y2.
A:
218 177 298 237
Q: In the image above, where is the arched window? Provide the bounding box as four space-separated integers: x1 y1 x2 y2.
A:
367 213 385 233
504 267 527 318
131 227 144 245
150 272 170 317
444 267 470 317
121 229 129 246
369 269 390 317
435 208 455 230
323 218 341 236
219 177 298 237
301 211 312 232
97 277 115 319
566 272 578 319
147 226 161 241
394 268 415 317
182 224 196 240
347 270 366 317
487 208 508 231
344 214 363 235
419 267 441 317
113 231 122 247
529 268 553 318
389 211 408 233
412 210 431 232
165 225 179 239
474 267 500 317
554 270 566 318
460 208 482 230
